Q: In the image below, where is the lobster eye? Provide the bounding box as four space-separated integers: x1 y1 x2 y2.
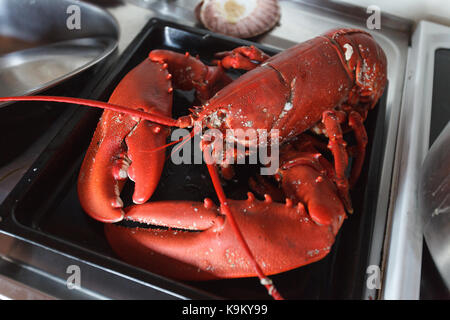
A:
343 43 354 62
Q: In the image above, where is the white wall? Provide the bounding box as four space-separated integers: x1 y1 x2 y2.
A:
337 0 450 26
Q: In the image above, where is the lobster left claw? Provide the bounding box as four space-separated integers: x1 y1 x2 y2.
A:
104 139 346 280
79 50 235 223
77 59 173 223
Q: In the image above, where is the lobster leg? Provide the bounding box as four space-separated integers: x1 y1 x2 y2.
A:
249 175 285 202
277 139 347 230
348 111 368 187
148 50 232 103
214 45 270 70
321 111 353 213
309 108 368 191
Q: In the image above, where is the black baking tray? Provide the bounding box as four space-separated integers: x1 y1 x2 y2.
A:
0 18 387 299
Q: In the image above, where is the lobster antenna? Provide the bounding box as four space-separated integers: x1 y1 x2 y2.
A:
166 126 200 161
0 96 179 127
147 133 192 154
143 129 196 162
202 145 284 300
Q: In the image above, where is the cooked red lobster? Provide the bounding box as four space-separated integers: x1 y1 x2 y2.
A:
0 28 387 299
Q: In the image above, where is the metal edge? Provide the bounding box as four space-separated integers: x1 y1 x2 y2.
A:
0 230 212 299
381 21 450 300
0 258 57 300
289 0 414 33
0 0 120 108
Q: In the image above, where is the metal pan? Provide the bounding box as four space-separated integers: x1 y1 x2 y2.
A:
0 18 388 299
0 0 118 103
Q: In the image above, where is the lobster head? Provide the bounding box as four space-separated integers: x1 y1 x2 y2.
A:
324 28 388 108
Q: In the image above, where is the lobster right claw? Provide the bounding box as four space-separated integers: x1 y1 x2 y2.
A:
77 59 173 223
79 49 236 223
103 141 347 280
277 157 346 235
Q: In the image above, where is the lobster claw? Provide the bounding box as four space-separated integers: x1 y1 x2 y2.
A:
104 139 346 280
77 59 173 223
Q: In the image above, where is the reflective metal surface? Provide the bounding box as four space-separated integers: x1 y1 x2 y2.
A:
0 0 118 102
383 21 450 299
0 258 57 300
419 122 450 290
